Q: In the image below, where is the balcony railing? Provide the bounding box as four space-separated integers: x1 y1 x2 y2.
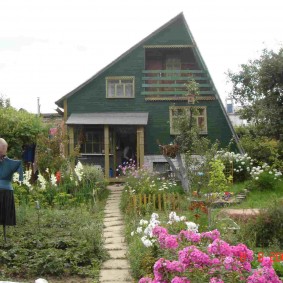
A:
141 70 214 96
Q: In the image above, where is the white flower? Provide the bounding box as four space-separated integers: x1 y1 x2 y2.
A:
131 231 135 236
186 221 199 233
136 227 143 234
50 174 57 186
37 174 46 190
141 236 153 248
13 172 20 183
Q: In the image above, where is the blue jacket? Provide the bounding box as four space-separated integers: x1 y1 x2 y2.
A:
0 157 24 190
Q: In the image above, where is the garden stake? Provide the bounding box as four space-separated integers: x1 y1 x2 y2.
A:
35 200 40 230
3 225 6 242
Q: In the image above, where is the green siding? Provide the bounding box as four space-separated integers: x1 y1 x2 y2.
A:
64 14 235 155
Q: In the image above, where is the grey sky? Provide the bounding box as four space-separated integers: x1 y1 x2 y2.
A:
0 0 282 113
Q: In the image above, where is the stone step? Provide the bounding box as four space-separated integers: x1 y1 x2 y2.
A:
105 243 128 250
99 269 132 282
105 237 125 244
101 259 130 269
104 220 124 227
107 249 128 259
104 231 125 238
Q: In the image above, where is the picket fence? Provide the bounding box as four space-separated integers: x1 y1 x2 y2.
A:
128 193 182 211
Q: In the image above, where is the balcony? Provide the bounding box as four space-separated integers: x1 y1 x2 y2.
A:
141 69 214 97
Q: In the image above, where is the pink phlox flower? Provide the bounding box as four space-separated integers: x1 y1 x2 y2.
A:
231 243 254 262
260 256 273 268
157 232 178 250
165 260 185 273
163 234 179 249
139 277 153 283
223 256 234 270
152 226 168 237
178 246 210 268
243 261 252 272
171 276 191 283
207 239 232 256
179 230 201 243
209 277 224 283
200 229 221 241
153 258 167 281
247 266 282 283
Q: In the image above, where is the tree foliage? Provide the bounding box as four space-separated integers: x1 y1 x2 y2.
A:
0 106 46 158
227 48 283 138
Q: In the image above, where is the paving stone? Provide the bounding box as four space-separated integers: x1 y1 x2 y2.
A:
102 259 130 269
105 243 128 250
105 237 125 244
107 249 128 259
104 217 123 222
104 220 124 227
99 269 132 282
103 231 124 238
104 225 124 233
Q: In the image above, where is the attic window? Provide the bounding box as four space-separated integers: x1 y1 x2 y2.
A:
169 106 207 135
106 76 135 98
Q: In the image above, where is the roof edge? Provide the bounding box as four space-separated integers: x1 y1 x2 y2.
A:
55 12 185 107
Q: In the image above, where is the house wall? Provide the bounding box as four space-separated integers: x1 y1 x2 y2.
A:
66 16 235 157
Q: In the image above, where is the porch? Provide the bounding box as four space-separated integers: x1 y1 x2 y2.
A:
66 112 148 180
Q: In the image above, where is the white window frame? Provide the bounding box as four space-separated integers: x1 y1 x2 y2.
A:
169 106 208 135
106 76 135 98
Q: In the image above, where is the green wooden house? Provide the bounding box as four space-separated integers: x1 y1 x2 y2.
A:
55 13 241 180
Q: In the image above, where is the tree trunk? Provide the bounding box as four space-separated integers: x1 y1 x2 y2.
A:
163 153 190 193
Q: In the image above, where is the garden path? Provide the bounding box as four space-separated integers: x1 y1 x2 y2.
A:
99 184 133 283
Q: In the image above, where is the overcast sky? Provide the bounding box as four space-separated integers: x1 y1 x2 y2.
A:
0 0 282 114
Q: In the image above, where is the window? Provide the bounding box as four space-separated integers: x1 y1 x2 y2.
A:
106 76 135 98
80 130 104 154
169 106 207 135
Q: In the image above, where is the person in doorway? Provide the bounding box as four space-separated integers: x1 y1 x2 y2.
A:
122 145 132 165
0 138 23 241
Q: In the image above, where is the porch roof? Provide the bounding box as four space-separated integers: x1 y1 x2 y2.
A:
66 112 149 125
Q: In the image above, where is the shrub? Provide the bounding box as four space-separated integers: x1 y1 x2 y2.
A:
245 201 283 248
249 163 282 191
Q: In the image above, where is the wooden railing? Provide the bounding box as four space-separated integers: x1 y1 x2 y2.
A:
141 70 214 96
128 193 182 212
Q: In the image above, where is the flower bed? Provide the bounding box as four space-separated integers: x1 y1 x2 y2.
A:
129 212 282 283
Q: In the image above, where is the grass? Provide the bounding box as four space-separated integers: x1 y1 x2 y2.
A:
228 179 283 209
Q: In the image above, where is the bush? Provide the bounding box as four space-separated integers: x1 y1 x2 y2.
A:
244 201 283 248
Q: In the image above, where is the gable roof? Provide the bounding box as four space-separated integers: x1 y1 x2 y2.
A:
55 12 244 153
55 12 190 108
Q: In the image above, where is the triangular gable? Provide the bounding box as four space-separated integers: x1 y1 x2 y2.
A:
55 12 243 153
55 12 188 108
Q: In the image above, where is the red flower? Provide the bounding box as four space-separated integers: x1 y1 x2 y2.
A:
55 171 61 183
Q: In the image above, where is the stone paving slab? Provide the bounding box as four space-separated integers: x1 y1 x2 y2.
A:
99 269 132 282
103 231 124 238
107 249 127 259
105 237 125 244
103 217 123 222
104 225 124 232
102 259 130 269
104 220 124 227
105 243 128 250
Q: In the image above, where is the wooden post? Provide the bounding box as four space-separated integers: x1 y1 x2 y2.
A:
153 195 156 209
136 128 140 168
69 126 74 155
137 126 144 168
63 99 68 156
158 194 161 210
104 125 110 179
